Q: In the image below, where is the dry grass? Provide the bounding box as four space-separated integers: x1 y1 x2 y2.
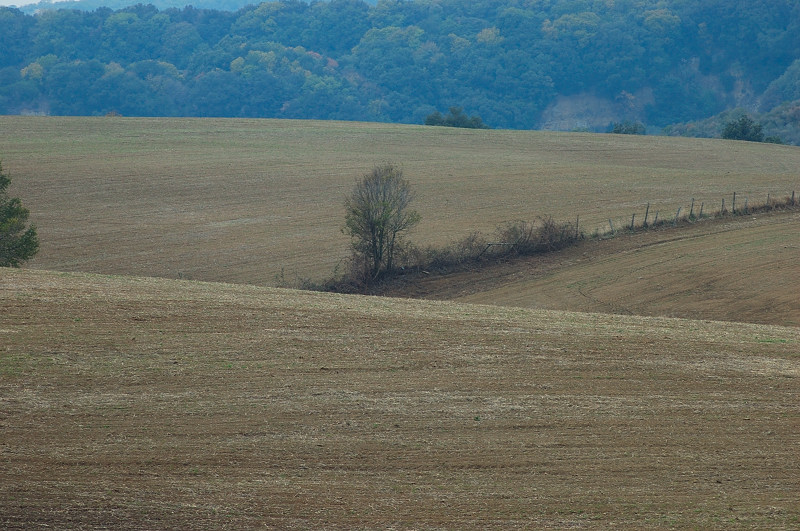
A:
2 268 799 528
2 116 799 284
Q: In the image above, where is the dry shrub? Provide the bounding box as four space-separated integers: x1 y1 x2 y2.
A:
324 217 584 292
423 232 488 270
495 217 582 256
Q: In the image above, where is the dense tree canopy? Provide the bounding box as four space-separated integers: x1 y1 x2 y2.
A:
722 115 764 142
425 107 489 129
2 0 800 136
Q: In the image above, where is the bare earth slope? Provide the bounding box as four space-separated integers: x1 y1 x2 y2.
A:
2 116 799 284
2 268 799 528
383 209 800 327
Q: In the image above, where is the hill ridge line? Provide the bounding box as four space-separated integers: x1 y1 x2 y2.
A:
4 265 799 333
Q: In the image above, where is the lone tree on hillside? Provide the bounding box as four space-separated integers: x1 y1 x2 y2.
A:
0 160 39 267
722 115 764 142
344 163 420 282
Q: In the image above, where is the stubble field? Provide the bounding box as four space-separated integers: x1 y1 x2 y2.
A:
2 268 798 529
2 115 799 284
383 208 800 328
2 116 799 528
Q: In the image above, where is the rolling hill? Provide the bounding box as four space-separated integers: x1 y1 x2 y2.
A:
381 207 800 328
2 115 799 527
2 116 799 287
1 268 798 528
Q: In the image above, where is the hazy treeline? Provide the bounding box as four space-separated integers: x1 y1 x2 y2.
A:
2 0 800 133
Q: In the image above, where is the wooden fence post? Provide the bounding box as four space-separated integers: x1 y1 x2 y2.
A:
673 206 682 226
654 211 659 225
721 197 726 214
732 192 737 214
644 203 650 227
575 215 580 239
608 219 615 234
689 198 695 218
630 213 636 231
699 202 704 218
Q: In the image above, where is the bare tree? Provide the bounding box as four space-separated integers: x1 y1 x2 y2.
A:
344 163 420 281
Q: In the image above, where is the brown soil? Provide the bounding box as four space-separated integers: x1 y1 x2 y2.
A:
380 208 800 327
2 116 799 284
2 118 799 528
2 268 798 529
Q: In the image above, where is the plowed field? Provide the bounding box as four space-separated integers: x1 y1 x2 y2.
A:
2 116 799 284
2 269 799 528
381 208 800 327
2 117 799 528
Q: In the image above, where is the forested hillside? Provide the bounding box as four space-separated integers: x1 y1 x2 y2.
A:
2 0 800 136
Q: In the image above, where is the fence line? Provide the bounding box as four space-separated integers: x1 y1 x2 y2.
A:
596 190 798 239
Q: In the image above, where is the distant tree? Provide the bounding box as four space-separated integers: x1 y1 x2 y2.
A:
344 163 420 281
721 115 764 142
0 160 39 267
425 106 490 129
424 110 444 126
609 121 645 135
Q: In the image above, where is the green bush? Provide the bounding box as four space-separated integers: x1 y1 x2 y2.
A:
0 160 39 267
